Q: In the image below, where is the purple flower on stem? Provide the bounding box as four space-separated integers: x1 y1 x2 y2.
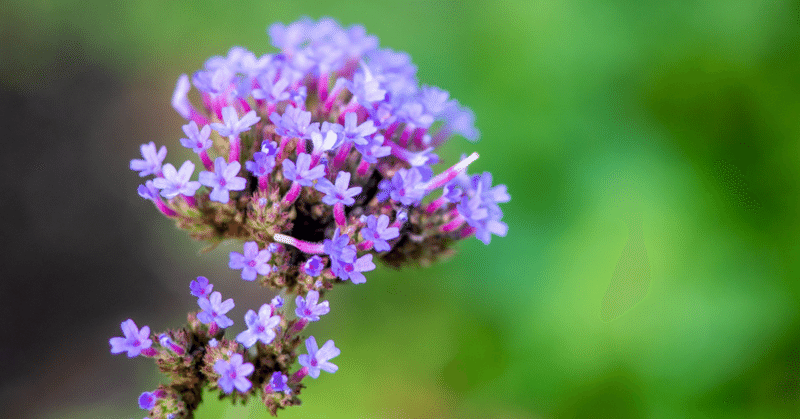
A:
361 214 399 252
330 246 375 284
316 172 362 206
298 336 340 379
454 172 510 245
130 142 167 177
271 295 284 309
354 134 391 165
197 291 235 329
190 276 213 298
236 303 281 347
340 112 376 145
245 152 276 177
377 167 426 205
199 157 247 203
303 255 324 277
295 290 330 322
210 106 261 137
282 153 325 187
138 392 156 410
214 353 254 394
229 241 272 281
152 161 201 198
269 372 291 394
179 121 212 153
110 319 152 358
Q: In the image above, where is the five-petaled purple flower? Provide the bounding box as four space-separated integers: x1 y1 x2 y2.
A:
214 353 254 394
329 246 375 284
340 112 376 145
269 105 317 139
110 319 152 358
197 291 235 329
236 303 281 347
130 142 167 177
210 106 261 137
269 371 291 394
199 157 247 203
361 214 400 252
298 336 340 379
229 241 272 281
316 172 362 206
190 276 213 298
303 255 324 277
179 121 212 153
295 290 330 322
283 153 325 186
152 161 201 198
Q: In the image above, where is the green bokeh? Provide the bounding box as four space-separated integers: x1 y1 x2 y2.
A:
9 0 800 417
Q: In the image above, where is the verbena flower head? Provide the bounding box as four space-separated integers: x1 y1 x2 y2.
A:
132 17 508 277
121 17 510 418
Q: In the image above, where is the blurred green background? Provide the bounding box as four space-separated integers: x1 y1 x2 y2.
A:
3 1 800 418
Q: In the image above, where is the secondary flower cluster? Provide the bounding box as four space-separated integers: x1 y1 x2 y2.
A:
118 17 509 418
111 278 337 417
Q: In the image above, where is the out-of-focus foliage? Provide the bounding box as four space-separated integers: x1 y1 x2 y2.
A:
4 1 800 418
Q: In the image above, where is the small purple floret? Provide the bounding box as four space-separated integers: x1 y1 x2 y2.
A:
197 291 235 329
214 353 254 394
361 214 399 252
298 336 340 379
283 153 325 186
199 157 247 203
229 241 272 281
138 392 156 410
303 255 324 277
295 290 330 322
245 152 276 177
236 303 281 347
152 161 201 198
190 276 213 298
269 372 291 394
210 106 260 137
130 142 167 177
110 319 152 358
316 172 362 206
179 121 212 153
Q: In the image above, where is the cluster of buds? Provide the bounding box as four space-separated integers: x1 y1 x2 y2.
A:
115 17 509 418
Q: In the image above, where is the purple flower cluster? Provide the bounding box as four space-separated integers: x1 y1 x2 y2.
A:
120 17 509 418
112 277 341 417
